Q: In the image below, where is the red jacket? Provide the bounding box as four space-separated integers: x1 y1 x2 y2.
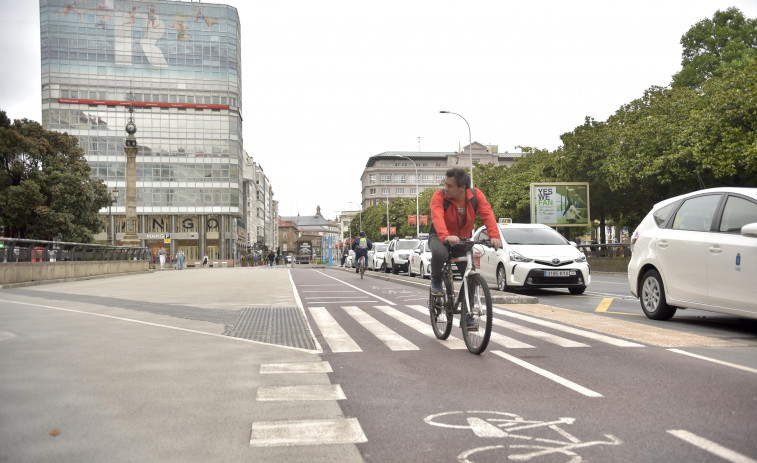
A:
430 188 501 242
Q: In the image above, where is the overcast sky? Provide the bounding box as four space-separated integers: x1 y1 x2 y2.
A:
2 0 756 220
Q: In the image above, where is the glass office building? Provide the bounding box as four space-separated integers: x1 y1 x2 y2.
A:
39 0 243 262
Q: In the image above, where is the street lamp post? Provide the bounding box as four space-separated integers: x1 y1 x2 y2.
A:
394 155 419 237
385 183 390 241
439 110 473 190
110 188 119 246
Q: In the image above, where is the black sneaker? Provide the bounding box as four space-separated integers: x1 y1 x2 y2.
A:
460 314 478 331
430 278 443 296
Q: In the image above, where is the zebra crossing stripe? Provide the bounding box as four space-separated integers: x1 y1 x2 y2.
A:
308 307 362 352
373 305 467 349
260 361 333 374
493 308 644 347
257 384 346 401
491 318 590 348
250 418 367 447
342 306 419 351
406 305 535 349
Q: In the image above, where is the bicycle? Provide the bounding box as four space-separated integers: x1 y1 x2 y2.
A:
428 239 493 354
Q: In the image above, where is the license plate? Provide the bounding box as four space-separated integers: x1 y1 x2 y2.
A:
544 270 575 277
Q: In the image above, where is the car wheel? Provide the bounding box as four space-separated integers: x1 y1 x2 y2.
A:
568 286 586 295
420 264 427 279
391 260 398 274
496 265 508 292
639 269 677 320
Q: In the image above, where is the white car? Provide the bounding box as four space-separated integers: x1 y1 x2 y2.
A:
628 187 757 320
368 242 389 271
344 250 355 268
384 238 420 274
408 239 432 278
473 223 590 294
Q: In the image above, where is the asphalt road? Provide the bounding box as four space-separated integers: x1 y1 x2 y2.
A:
2 266 755 462
296 267 757 462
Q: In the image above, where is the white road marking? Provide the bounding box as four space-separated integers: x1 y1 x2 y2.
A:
307 307 362 352
668 349 757 374
250 418 367 447
314 270 396 305
493 318 590 348
260 361 333 374
342 306 418 351
0 298 322 353
256 384 346 401
407 305 534 349
667 430 757 463
493 308 644 347
492 350 603 397
374 305 467 349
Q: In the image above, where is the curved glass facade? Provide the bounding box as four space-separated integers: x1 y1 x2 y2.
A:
40 0 243 261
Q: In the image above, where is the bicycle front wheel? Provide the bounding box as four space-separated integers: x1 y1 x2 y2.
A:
461 274 493 354
429 269 453 340
360 260 365 279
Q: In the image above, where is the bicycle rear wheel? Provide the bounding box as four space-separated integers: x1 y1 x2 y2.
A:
360 259 365 279
461 274 493 354
429 268 453 340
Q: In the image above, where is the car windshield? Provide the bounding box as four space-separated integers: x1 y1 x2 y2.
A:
397 240 417 250
501 228 568 245
374 243 388 252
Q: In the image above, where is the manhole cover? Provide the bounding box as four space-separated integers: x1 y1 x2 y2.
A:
224 307 316 350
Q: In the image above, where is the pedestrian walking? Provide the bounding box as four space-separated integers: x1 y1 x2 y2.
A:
176 248 185 270
267 251 275 267
253 252 259 267
158 246 167 269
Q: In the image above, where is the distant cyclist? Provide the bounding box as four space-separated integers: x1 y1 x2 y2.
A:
429 168 502 296
351 231 373 274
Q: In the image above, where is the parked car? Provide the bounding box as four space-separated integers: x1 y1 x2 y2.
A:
628 187 757 320
408 239 432 278
472 223 590 294
367 242 389 271
344 250 355 268
384 238 420 274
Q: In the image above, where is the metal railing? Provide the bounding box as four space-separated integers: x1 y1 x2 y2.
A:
577 243 632 258
1 238 151 263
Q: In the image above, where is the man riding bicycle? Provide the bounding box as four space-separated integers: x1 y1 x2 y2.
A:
429 168 502 325
351 231 373 274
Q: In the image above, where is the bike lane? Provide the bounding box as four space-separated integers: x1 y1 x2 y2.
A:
292 268 757 463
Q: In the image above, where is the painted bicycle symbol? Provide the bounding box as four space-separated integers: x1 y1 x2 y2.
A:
424 411 622 463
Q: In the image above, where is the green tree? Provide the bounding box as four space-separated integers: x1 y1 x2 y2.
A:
672 7 757 89
0 111 109 241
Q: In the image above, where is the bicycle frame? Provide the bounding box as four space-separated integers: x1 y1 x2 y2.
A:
444 243 479 314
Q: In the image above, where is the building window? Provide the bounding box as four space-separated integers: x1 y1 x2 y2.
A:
436 174 445 184
283 231 287 239
408 174 418 183
410 187 416 195
369 174 376 184
396 188 404 195
395 174 405 184
381 187 389 195
422 174 433 184
379 173 391 183
369 188 376 195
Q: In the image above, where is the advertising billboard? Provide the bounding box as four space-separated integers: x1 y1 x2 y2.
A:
530 183 590 227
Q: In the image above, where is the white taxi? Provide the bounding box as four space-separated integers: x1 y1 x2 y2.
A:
408 239 432 278
472 223 590 294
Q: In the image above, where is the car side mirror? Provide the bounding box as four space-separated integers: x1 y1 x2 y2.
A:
569 241 578 247
742 223 757 238
414 249 421 254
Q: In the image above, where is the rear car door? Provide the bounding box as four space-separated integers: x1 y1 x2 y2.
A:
707 193 757 314
656 194 722 305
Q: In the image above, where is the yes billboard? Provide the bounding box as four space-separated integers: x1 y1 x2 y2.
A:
530 183 590 227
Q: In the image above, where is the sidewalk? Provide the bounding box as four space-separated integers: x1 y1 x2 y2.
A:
0 267 363 463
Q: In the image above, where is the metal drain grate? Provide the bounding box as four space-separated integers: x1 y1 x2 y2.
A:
224 307 316 350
